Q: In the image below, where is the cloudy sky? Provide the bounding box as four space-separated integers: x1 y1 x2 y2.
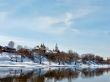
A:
0 0 110 57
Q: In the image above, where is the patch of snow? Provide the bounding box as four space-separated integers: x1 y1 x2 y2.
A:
0 52 110 69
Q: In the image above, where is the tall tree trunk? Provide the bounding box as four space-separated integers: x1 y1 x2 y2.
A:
16 56 17 62
62 61 65 65
21 56 23 62
39 56 42 64
75 60 77 65
58 60 60 65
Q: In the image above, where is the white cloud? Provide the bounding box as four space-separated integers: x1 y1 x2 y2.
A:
73 8 94 19
34 16 59 29
0 7 94 35
64 12 73 26
32 16 70 35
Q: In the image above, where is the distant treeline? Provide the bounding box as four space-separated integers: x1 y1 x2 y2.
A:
0 41 110 64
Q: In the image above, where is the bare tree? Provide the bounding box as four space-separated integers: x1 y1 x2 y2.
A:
32 44 47 64
107 58 110 64
95 55 104 64
0 46 3 55
81 53 95 64
17 48 32 62
68 50 79 65
47 51 70 65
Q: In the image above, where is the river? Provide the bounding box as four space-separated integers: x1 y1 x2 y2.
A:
0 67 109 82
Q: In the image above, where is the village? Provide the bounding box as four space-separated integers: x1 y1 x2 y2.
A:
0 41 110 68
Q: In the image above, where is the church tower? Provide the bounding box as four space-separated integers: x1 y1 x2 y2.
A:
55 43 59 52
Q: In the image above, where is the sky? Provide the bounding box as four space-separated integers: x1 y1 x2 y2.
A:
0 0 110 57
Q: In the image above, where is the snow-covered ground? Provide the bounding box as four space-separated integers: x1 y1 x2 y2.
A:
0 53 110 69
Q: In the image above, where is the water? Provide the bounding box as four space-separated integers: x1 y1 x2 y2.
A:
0 67 109 82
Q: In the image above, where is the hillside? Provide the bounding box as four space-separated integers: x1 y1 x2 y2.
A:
0 52 110 69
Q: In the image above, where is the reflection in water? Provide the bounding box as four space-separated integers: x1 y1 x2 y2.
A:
81 68 110 78
0 67 109 82
44 68 79 81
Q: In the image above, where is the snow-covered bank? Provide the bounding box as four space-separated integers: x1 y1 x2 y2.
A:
0 61 110 69
0 53 110 69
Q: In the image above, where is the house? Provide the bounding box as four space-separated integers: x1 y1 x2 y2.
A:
3 46 16 53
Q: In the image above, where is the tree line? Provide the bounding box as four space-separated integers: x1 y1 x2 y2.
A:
0 41 110 65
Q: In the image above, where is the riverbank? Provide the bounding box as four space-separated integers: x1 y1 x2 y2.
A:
0 53 110 69
0 61 110 69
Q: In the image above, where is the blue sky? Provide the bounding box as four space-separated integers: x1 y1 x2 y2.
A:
0 0 110 57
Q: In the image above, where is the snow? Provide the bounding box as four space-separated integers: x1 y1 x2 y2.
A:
0 52 110 69
0 52 110 79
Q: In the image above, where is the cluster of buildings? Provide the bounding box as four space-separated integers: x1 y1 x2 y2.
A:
0 40 60 54
0 41 16 53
